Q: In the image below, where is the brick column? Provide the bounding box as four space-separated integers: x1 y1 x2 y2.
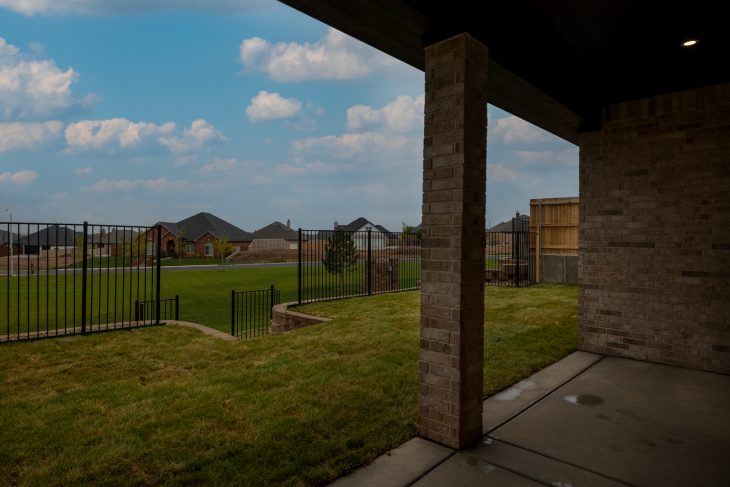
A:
420 33 488 448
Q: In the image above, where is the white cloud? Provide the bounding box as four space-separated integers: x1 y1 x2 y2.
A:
198 158 236 174
240 28 394 81
65 118 176 151
0 0 268 15
276 161 334 175
0 169 38 185
347 95 424 133
491 115 549 145
0 121 62 151
293 132 420 163
75 166 92 175
0 36 94 120
514 148 578 167
245 91 302 122
159 119 226 154
488 163 523 182
82 177 187 193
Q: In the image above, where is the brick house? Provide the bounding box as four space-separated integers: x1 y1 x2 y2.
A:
148 212 253 258
250 220 300 250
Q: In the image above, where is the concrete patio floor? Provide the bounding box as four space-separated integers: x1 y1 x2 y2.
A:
332 352 730 486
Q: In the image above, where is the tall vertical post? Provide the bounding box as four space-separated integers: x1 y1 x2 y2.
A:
297 228 302 305
175 294 180 321
367 229 372 295
81 221 88 334
231 290 236 337
269 284 275 319
420 33 488 448
155 224 161 325
515 231 521 288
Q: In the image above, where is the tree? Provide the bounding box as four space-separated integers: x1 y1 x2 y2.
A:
401 223 412 240
176 228 186 264
322 229 358 289
215 236 233 266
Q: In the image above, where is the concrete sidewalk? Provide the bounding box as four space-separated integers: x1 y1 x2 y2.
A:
331 352 730 487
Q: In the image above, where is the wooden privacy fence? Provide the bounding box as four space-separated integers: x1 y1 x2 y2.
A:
530 197 579 282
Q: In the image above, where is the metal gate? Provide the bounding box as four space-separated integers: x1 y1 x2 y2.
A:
231 285 280 339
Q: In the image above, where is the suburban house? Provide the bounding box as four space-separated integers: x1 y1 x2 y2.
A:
150 212 254 258
0 228 19 258
250 220 300 250
91 229 139 257
17 225 78 255
335 217 392 249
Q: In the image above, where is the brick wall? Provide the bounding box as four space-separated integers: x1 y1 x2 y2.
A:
420 33 488 448
579 83 730 373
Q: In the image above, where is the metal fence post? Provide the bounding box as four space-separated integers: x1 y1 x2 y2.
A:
81 221 88 334
175 294 179 321
512 229 522 287
231 290 236 337
367 229 372 296
270 284 275 319
297 228 302 305
155 224 161 325
134 299 139 321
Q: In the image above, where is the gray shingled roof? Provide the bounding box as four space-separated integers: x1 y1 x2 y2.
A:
0 229 18 245
336 217 391 234
159 212 253 241
17 225 79 246
488 215 530 232
253 221 298 241
91 229 139 244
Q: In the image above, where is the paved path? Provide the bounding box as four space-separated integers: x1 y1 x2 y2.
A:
331 351 730 486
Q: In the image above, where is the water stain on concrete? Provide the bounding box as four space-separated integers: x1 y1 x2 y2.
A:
563 394 604 406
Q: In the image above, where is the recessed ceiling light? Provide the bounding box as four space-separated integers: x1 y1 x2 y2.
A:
682 39 698 47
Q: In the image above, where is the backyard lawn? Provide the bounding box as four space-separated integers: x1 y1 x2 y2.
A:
1 263 420 336
0 285 577 486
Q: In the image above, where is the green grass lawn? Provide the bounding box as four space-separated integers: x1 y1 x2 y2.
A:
0 285 577 486
1 263 420 335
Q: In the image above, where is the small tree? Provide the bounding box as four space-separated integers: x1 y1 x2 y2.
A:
176 228 186 264
322 229 358 290
215 236 233 265
401 223 412 240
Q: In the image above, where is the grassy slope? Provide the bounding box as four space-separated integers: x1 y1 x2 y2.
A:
0 285 576 486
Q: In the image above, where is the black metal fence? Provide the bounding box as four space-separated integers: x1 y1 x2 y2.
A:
231 285 280 339
297 229 420 304
136 295 179 322
485 230 536 287
1 221 163 342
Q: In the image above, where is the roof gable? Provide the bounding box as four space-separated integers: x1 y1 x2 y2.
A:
176 212 253 241
253 221 298 240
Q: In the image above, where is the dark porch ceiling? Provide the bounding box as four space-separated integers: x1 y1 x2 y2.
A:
277 0 729 144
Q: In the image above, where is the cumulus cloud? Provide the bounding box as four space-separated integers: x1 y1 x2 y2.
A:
488 163 523 182
514 148 578 167
240 28 394 81
347 95 424 133
0 121 62 151
293 132 419 163
0 36 94 120
65 118 176 151
491 115 550 145
198 158 237 174
0 169 38 185
82 177 187 192
159 119 226 154
245 91 302 122
0 0 268 15
276 161 334 175
75 166 92 175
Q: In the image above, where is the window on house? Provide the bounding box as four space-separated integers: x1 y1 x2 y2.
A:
204 242 214 257
146 242 154 256
185 243 195 255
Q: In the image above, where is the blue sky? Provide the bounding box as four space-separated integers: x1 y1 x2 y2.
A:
0 0 577 232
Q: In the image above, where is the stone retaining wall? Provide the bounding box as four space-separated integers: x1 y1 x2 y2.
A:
271 302 330 333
